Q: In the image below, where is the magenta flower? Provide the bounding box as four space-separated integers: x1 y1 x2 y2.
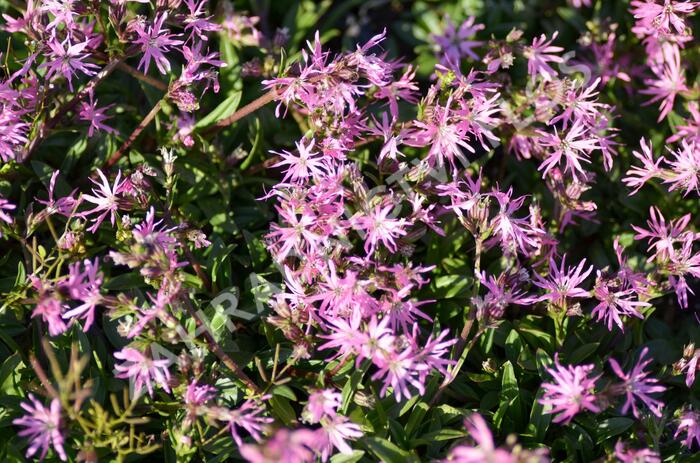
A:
540 355 601 424
609 348 666 418
220 399 273 446
431 16 485 65
37 171 78 218
81 169 127 233
523 32 564 81
79 91 117 138
62 258 103 331
183 0 221 41
133 13 184 74
40 37 99 91
533 255 594 307
675 410 700 449
13 394 67 461
114 347 172 397
0 196 16 225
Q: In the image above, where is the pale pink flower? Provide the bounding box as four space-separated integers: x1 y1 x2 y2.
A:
81 169 128 232
272 138 328 183
352 202 407 255
614 441 661 463
540 355 601 424
114 347 171 397
538 118 600 182
641 45 687 122
663 140 700 196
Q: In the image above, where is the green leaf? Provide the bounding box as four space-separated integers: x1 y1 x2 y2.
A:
363 437 419 463
567 342 599 364
269 396 296 426
595 417 634 444
195 91 242 128
505 329 523 364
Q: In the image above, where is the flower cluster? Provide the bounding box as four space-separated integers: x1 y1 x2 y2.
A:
3 0 700 461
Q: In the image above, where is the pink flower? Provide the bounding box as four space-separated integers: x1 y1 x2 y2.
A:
675 410 700 449
591 272 648 331
441 414 549 463
631 0 698 35
13 394 67 461
609 347 666 418
533 255 594 307
406 97 475 170
641 45 687 122
663 140 700 196
114 347 172 397
669 101 700 144
133 13 184 74
538 118 600 182
374 66 419 120
680 347 699 387
523 32 564 81
540 355 601 424
352 202 407 255
486 188 541 256
632 206 692 262
318 415 363 458
239 428 320 463
272 138 328 183
182 0 221 41
623 138 664 194
303 389 342 423
614 441 660 463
